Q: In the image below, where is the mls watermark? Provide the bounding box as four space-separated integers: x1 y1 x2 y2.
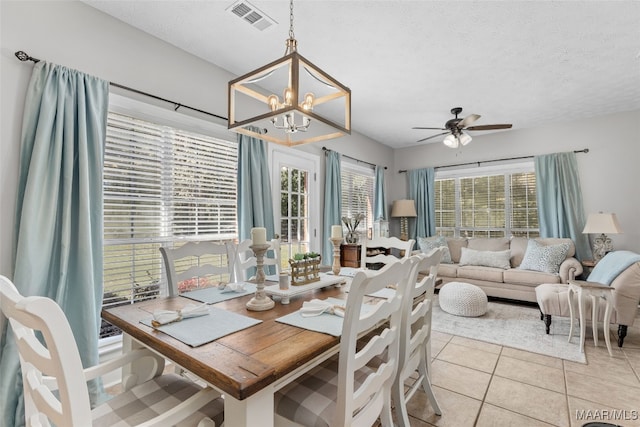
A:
576 408 639 422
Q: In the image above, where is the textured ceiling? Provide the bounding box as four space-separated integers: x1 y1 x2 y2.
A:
83 1 640 149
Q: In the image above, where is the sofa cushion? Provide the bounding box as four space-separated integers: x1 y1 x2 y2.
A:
519 239 571 274
459 247 511 269
437 263 458 278
467 237 510 252
457 265 505 282
504 268 562 286
446 237 467 263
536 238 576 258
417 236 452 263
509 237 529 268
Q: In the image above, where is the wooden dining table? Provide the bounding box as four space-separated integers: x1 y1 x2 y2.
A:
101 281 350 427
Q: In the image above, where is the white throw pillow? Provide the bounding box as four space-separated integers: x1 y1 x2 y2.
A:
417 236 452 264
519 240 570 274
458 247 511 269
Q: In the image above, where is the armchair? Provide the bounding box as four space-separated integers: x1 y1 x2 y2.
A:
536 251 640 347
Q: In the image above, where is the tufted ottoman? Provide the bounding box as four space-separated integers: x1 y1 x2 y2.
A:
535 283 572 334
439 282 488 317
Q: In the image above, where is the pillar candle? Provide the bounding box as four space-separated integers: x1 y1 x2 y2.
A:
331 225 343 239
251 227 267 245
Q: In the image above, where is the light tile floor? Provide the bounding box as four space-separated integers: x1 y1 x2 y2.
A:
403 317 640 427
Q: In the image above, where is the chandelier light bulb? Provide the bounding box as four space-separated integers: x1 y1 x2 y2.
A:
301 92 315 111
283 87 293 106
267 94 279 112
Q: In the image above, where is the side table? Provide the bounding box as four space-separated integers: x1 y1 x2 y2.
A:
580 260 597 280
567 280 614 356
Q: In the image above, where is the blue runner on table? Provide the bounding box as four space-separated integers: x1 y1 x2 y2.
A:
587 251 640 285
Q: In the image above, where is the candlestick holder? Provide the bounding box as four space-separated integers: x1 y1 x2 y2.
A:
246 243 275 311
330 237 343 275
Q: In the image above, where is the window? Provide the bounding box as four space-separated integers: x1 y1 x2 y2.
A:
434 164 539 238
101 109 237 337
341 162 375 238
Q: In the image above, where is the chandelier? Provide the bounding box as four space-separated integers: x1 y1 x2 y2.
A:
228 0 351 146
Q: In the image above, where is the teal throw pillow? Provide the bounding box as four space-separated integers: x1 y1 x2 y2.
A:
417 236 452 264
519 240 570 274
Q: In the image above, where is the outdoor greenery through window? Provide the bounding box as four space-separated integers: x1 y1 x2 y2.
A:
434 165 539 238
341 162 375 239
101 111 237 337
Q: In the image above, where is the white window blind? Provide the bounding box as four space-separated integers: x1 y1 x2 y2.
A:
341 163 375 237
434 165 539 238
102 112 237 314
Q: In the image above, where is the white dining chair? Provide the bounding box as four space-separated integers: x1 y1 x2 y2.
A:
273 257 417 427
233 238 281 282
360 236 415 269
160 241 235 297
0 275 225 427
393 249 444 426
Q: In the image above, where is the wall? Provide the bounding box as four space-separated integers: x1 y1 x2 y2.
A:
0 1 392 277
392 110 640 253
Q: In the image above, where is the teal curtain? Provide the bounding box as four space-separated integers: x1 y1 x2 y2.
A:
374 165 387 220
323 151 342 263
0 62 108 427
237 128 276 241
535 152 592 261
408 168 436 239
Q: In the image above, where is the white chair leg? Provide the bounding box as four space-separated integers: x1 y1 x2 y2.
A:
392 376 411 427
419 365 442 416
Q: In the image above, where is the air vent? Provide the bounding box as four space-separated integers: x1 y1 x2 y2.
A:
227 1 277 31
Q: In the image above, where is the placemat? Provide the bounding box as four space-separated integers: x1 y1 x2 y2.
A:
180 283 257 304
275 297 374 337
141 306 261 347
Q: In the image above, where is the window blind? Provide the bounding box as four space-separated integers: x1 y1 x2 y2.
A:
341 163 375 236
434 166 539 238
103 112 237 311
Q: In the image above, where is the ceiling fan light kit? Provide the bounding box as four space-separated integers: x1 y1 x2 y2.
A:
414 107 512 148
228 0 351 147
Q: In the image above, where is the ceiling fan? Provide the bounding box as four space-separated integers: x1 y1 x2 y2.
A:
413 107 512 148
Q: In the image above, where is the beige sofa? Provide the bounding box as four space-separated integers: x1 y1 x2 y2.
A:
422 237 583 303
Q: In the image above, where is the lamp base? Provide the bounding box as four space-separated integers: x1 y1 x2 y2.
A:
592 233 613 262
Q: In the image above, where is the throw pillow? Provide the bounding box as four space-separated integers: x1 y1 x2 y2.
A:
417 236 452 264
458 247 511 269
519 240 570 274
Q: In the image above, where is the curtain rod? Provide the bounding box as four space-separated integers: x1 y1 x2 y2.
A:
14 50 229 123
322 147 387 170
398 148 589 173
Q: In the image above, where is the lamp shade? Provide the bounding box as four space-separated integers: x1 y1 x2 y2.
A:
391 200 417 218
443 134 458 148
582 213 623 234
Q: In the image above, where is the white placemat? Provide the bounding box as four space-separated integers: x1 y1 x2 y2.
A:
275 297 374 337
180 283 257 304
141 306 261 347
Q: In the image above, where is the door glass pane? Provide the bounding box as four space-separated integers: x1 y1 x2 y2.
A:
279 166 310 269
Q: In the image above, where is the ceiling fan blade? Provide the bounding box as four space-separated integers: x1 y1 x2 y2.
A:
458 114 481 129
417 131 450 143
466 124 513 131
412 126 446 130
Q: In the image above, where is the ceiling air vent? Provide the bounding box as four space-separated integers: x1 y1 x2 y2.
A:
227 1 277 31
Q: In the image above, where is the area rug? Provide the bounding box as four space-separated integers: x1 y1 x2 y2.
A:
432 296 586 363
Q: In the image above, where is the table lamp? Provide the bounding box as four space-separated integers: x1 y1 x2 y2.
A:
582 212 622 261
391 199 417 241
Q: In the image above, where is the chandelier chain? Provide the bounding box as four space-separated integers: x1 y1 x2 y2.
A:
289 0 295 40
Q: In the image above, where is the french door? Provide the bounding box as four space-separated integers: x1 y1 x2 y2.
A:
270 147 320 269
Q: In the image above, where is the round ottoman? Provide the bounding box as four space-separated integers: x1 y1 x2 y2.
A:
439 282 488 317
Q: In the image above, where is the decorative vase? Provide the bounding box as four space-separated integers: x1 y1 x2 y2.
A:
345 231 358 244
